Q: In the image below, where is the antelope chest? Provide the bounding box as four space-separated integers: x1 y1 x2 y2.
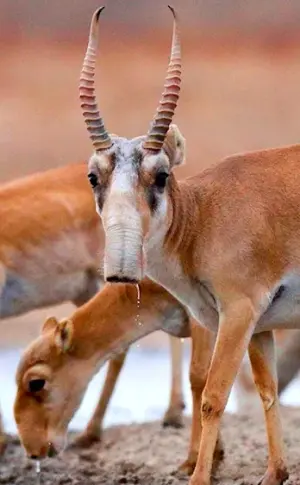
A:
145 248 219 332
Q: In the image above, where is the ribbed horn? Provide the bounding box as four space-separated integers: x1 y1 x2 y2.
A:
79 7 112 152
143 6 181 152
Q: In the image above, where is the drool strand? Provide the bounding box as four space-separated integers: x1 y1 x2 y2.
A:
35 460 41 484
135 283 142 327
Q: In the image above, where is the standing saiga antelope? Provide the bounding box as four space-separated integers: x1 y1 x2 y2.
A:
0 163 188 452
79 6 300 485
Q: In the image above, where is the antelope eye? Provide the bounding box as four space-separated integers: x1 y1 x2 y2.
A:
88 173 98 188
29 379 46 393
154 171 169 189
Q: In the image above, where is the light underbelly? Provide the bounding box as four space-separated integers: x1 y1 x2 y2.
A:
177 279 300 335
0 270 97 319
257 275 300 332
147 267 218 332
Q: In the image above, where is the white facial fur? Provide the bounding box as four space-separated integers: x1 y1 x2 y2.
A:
86 127 186 282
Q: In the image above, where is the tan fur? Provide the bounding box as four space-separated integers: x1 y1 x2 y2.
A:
0 163 188 450
14 281 191 458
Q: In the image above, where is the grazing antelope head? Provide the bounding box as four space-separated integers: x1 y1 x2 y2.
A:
13 316 90 459
14 281 189 459
81 6 185 284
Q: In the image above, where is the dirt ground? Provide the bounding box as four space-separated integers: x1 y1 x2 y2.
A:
1 407 300 485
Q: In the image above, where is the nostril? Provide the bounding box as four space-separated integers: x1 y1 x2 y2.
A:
30 454 39 460
106 275 138 284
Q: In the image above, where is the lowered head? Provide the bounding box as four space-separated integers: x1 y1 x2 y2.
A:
14 317 92 459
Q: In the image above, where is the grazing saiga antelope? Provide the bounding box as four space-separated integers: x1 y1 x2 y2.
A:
0 164 187 452
80 5 300 484
14 280 226 475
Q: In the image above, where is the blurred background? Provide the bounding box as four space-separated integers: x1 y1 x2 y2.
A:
1 0 300 432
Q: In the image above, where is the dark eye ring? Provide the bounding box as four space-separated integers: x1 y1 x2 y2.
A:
154 172 169 189
88 173 98 189
29 379 46 393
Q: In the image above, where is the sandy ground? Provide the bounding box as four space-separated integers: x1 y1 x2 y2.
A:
1 407 300 484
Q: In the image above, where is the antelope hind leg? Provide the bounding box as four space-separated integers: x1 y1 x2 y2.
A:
249 332 289 485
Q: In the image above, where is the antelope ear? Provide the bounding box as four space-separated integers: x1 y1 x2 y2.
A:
54 319 74 353
42 316 59 334
163 124 186 168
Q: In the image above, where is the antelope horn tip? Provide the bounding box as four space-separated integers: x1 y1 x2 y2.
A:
95 6 105 22
167 5 177 18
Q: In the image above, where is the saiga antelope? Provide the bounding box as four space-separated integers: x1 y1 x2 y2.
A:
0 164 187 452
82 6 300 484
14 280 225 475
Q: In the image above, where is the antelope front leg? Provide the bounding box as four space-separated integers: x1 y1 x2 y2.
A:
163 336 185 428
248 332 289 485
190 300 256 485
72 351 127 448
179 322 223 476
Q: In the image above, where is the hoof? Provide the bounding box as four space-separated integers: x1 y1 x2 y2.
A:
257 467 289 485
69 430 102 449
176 439 224 477
189 476 210 485
162 413 184 429
162 404 185 429
177 457 196 476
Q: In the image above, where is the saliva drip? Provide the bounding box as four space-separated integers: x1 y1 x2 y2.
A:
35 460 41 484
135 283 141 327
135 284 142 349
